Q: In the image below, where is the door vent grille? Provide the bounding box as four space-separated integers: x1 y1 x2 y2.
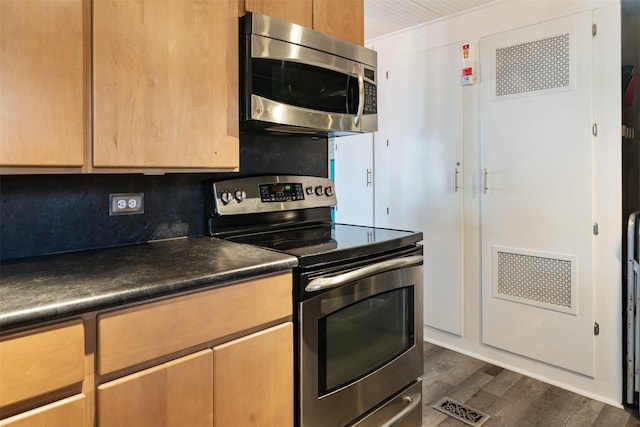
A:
495 33 570 97
493 247 577 314
433 397 490 426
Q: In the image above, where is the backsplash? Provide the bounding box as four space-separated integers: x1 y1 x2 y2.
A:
0 134 328 261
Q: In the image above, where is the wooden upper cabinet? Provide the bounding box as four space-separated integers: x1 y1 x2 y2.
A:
0 0 85 167
243 0 312 28
241 0 363 45
313 0 364 45
92 0 239 170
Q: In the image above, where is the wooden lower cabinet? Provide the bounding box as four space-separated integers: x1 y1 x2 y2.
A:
96 323 293 427
0 394 85 427
0 320 85 408
97 350 213 427
213 322 293 427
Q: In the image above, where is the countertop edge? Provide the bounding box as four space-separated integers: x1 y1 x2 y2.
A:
0 238 298 333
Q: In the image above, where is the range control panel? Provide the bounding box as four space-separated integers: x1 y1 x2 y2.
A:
212 175 336 216
259 182 305 202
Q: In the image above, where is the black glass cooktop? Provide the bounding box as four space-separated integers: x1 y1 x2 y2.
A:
227 223 422 267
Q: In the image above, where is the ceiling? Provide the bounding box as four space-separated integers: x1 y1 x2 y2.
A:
364 0 640 40
364 0 497 40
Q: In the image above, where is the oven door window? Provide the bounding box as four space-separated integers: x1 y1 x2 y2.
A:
251 59 359 114
318 287 414 394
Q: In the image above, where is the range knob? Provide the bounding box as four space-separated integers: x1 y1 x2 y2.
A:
324 186 334 197
305 186 314 195
220 191 233 205
315 186 324 196
234 189 246 202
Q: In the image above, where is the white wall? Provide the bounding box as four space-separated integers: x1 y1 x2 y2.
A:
368 0 622 406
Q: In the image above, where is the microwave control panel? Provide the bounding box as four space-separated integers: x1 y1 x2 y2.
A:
364 81 377 114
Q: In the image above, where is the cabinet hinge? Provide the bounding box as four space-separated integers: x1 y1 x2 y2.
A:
594 322 600 336
593 223 599 235
592 23 597 37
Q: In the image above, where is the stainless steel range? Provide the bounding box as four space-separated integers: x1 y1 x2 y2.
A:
207 175 424 427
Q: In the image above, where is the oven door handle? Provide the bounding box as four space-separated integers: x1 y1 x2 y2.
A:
305 255 423 292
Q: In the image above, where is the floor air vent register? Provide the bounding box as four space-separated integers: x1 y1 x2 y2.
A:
433 397 491 426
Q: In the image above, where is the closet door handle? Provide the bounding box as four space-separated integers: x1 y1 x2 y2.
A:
454 167 460 192
366 168 372 187
483 168 489 193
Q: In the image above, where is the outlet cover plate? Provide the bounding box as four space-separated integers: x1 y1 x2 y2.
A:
109 193 144 216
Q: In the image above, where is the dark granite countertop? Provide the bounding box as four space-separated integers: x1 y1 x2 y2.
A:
0 237 298 332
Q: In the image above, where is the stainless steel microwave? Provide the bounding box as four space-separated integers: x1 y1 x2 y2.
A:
240 12 378 136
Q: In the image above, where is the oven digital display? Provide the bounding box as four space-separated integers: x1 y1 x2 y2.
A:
259 182 305 202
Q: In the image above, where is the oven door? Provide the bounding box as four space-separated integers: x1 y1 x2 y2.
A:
299 255 423 427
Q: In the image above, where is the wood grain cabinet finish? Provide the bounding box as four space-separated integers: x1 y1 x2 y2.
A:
243 0 312 28
97 350 213 427
0 394 85 427
92 0 239 170
97 272 292 375
213 322 293 427
313 0 364 45
0 320 85 408
0 0 85 167
242 0 363 45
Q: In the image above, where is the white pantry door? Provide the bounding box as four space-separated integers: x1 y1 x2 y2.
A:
480 11 595 375
383 43 464 335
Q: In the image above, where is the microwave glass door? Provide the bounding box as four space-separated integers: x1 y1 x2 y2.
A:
252 59 359 114
319 286 414 394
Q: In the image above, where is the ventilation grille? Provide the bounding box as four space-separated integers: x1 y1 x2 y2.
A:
493 247 577 314
495 33 570 97
433 397 490 426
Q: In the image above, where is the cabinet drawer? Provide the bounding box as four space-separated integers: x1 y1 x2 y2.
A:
98 272 292 375
0 320 84 407
0 394 85 427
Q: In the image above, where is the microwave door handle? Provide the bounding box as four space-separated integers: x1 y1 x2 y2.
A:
354 66 364 127
305 255 423 292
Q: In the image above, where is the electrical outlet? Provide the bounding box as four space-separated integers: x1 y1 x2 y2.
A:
109 193 144 216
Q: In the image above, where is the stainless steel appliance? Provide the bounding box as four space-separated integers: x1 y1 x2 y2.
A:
207 175 423 427
240 13 378 135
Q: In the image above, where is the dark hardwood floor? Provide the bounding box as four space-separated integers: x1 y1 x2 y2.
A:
421 342 640 426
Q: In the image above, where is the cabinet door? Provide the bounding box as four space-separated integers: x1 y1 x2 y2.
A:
333 134 374 227
0 0 85 167
213 323 293 427
97 350 213 427
0 394 85 427
312 0 364 45
243 0 312 28
380 44 464 336
93 0 239 170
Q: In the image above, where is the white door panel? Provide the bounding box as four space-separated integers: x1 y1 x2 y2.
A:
385 44 464 335
481 11 594 375
334 134 374 227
